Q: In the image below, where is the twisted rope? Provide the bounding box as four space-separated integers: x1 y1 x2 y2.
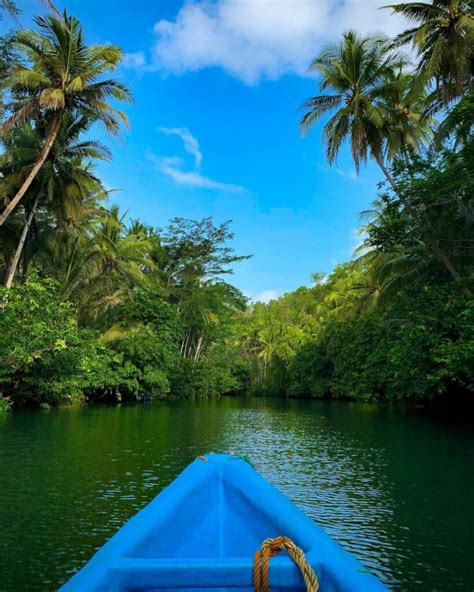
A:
253 536 319 592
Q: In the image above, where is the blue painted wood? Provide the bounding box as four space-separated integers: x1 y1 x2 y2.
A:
60 453 388 591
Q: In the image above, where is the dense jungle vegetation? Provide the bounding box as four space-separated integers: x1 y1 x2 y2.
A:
0 1 472 411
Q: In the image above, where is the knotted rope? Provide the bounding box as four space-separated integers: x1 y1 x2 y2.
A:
253 536 319 592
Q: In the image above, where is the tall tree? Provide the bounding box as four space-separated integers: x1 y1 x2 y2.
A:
77 206 154 322
0 11 131 226
300 30 464 283
160 217 250 307
385 0 474 101
1 113 110 286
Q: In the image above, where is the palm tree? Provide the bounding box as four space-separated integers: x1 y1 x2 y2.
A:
377 68 434 159
434 91 474 147
38 113 110 227
2 114 110 286
0 0 18 18
385 0 474 101
39 206 154 322
79 207 154 321
300 30 464 283
40 229 100 301
0 11 131 226
301 32 395 171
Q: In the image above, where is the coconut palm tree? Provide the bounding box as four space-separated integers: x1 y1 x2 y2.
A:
0 11 131 226
38 206 154 322
0 0 18 18
377 68 434 159
38 113 110 228
2 114 110 286
301 32 396 171
300 30 464 283
78 206 154 321
40 228 100 301
385 0 474 101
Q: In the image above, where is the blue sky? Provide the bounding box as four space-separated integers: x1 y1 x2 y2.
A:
4 0 409 302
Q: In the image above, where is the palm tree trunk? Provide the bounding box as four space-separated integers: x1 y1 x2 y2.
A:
194 335 203 362
375 156 465 284
0 111 63 227
181 331 192 358
5 196 40 288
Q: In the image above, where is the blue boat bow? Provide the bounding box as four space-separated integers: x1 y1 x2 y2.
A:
60 453 388 591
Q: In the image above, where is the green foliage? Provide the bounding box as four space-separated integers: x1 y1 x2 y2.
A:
386 0 473 101
238 123 473 405
246 281 473 405
101 287 180 400
172 346 246 399
0 395 12 414
430 325 474 394
0 274 248 405
0 211 250 406
0 8 472 410
287 340 333 399
0 276 89 404
333 283 473 402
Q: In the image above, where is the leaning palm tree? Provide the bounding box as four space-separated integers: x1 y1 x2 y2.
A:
385 0 474 101
2 114 110 286
300 30 463 283
38 113 110 228
0 11 131 226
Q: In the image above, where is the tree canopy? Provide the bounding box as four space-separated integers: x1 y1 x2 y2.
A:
0 1 472 411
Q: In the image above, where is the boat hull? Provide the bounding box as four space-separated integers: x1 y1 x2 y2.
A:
60 453 388 591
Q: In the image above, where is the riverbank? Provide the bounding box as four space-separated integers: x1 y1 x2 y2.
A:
2 387 474 416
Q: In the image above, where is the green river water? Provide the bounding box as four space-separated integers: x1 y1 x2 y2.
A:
0 397 472 591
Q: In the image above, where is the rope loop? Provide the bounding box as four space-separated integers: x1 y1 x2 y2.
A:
253 536 319 592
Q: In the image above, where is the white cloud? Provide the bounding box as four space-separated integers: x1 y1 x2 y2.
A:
122 51 146 69
127 0 410 84
160 127 203 169
248 289 280 304
150 128 245 193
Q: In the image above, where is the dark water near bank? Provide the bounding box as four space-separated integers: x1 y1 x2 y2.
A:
0 398 473 591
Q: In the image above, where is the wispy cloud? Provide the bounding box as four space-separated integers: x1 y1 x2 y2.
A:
160 127 203 169
335 168 359 181
316 164 360 182
150 155 245 192
150 128 245 193
123 0 409 84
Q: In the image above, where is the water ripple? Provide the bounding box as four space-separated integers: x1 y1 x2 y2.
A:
0 398 472 591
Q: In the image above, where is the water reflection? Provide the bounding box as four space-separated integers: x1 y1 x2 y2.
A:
0 398 472 591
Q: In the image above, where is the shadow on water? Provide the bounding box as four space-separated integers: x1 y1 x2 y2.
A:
0 397 472 591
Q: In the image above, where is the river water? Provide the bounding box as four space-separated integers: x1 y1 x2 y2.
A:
0 397 472 591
